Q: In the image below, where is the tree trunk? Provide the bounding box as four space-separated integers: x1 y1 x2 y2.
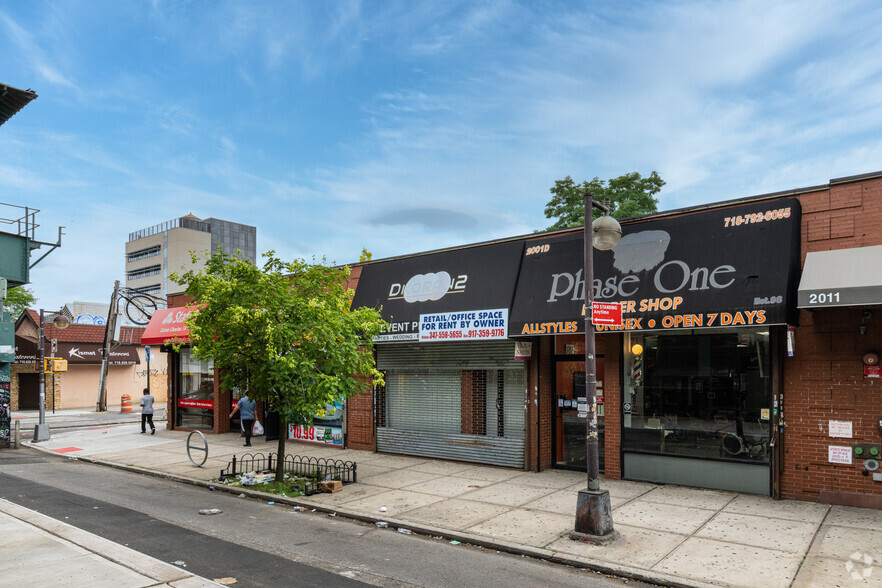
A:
275 418 287 481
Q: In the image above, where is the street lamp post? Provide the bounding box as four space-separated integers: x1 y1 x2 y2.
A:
572 192 622 543
34 308 70 442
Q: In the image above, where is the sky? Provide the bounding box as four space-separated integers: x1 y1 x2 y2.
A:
2 0 882 312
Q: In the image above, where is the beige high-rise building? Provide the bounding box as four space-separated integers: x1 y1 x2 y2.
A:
125 214 256 297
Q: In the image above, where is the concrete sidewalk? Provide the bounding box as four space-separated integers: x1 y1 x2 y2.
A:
0 498 220 587
12 403 169 431
22 425 882 587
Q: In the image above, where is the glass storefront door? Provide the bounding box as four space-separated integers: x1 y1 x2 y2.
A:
553 335 605 471
175 348 215 430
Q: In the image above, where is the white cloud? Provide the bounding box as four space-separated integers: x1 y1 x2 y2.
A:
6 0 882 306
0 12 78 91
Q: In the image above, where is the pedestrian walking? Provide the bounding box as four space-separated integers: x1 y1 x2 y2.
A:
230 393 257 447
140 388 155 435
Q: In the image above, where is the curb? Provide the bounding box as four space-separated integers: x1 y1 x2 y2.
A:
0 497 222 587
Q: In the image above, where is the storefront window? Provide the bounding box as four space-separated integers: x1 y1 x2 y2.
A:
622 328 771 463
176 348 214 430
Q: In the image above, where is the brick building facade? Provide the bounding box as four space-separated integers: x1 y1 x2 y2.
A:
344 170 882 507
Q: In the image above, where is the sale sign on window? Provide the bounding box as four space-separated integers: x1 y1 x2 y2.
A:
288 424 342 446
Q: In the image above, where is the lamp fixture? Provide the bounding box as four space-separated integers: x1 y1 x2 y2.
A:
860 310 871 336
631 343 644 356
592 213 622 251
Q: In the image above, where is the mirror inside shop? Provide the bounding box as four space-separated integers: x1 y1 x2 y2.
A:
622 328 771 463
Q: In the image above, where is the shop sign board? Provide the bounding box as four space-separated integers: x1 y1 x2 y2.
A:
828 445 853 465
288 424 343 445
829 420 853 438
14 337 139 365
142 306 194 345
350 240 524 342
514 341 532 360
510 199 802 334
419 308 507 342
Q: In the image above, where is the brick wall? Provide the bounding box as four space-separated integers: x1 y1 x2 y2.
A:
781 177 882 506
460 371 487 435
167 293 193 308
538 336 554 470
346 377 376 451
599 333 622 479
10 365 60 411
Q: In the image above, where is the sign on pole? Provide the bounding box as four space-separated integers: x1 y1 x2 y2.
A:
591 302 623 326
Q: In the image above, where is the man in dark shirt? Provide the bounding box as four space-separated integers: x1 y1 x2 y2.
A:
140 388 155 435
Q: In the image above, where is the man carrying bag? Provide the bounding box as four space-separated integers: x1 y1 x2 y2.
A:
230 393 257 447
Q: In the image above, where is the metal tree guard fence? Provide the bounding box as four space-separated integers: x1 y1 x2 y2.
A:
219 452 357 495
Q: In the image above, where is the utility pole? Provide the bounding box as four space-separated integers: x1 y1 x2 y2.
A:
97 280 120 412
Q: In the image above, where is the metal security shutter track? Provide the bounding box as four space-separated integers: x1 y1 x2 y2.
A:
377 341 525 468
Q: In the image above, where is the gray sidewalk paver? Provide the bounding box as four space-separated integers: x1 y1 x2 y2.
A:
696 511 819 554
805 524 882 560
508 470 585 489
613 499 716 535
403 475 488 497
339 488 444 517
401 497 510 528
521 488 579 515
823 504 882 531
654 537 802 588
348 461 394 478
451 464 524 482
638 484 737 510
354 453 427 469
548 524 686 569
457 481 556 507
794 554 879 586
307 482 389 506
466 508 573 547
359 467 443 489
402 459 475 475
722 494 830 522
596 479 657 508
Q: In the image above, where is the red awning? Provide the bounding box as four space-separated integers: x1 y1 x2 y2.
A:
141 307 195 345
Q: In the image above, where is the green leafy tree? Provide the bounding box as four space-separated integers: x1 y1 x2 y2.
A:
359 248 372 262
544 171 665 230
5 286 36 318
172 250 386 480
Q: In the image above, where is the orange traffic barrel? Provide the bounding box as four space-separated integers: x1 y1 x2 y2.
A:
121 394 132 413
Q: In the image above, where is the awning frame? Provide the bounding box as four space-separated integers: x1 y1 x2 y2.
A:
797 245 882 309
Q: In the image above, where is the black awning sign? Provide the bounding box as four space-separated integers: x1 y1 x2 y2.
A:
510 199 802 334
352 240 525 342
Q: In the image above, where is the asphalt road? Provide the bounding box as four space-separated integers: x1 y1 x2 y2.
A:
0 448 648 588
